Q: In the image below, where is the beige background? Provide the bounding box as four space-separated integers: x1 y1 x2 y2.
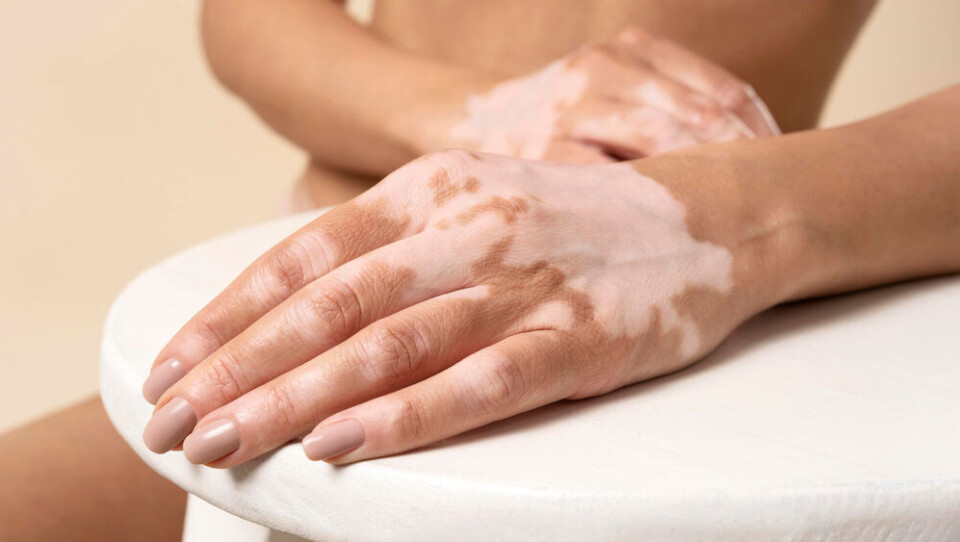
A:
1 1 958 433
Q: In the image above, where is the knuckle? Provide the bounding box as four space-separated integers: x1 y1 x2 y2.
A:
261 242 311 299
565 334 629 399
360 320 427 384
261 383 300 432
718 81 753 109
431 148 480 176
385 395 428 444
692 101 726 125
193 310 229 349
199 352 245 403
303 277 363 339
435 147 476 163
470 352 528 413
693 109 737 139
570 361 621 399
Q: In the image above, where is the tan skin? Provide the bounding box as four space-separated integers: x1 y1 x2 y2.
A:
200 0 877 206
150 87 960 467
13 1 949 540
0 398 187 542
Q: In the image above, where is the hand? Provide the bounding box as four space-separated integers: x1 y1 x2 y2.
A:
141 149 792 466
416 27 780 165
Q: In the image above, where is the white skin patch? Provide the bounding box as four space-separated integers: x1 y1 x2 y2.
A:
450 59 589 160
422 155 733 363
445 33 778 165
145 148 744 470
145 27 788 468
569 106 697 156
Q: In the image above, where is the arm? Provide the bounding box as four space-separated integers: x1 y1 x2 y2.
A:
200 0 487 176
201 2 779 174
0 398 186 541
139 85 960 466
788 85 960 295
654 83 960 303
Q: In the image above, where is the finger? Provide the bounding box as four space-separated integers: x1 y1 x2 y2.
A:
616 80 753 142
614 27 781 137
624 75 755 141
540 140 616 164
148 226 475 423
590 51 754 141
563 100 702 158
143 197 413 403
143 156 448 404
303 330 575 464
180 287 516 466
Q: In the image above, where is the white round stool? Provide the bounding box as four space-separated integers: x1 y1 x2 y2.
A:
101 210 960 541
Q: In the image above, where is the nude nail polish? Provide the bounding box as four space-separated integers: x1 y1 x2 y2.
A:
142 397 197 453
142 358 187 404
302 418 365 461
183 418 240 465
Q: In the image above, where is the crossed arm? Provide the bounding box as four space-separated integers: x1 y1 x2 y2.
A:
199 0 790 175
141 84 960 466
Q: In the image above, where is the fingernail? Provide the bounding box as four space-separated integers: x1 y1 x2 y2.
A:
302 418 365 461
142 397 197 453
142 358 187 404
183 418 240 465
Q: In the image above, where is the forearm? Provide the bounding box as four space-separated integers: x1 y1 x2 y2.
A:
768 85 960 299
200 0 489 176
661 84 960 306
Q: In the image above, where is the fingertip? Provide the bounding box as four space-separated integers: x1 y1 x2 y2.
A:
302 418 366 462
183 418 241 465
142 357 187 405
142 397 197 454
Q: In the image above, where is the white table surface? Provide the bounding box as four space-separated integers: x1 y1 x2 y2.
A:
101 210 960 541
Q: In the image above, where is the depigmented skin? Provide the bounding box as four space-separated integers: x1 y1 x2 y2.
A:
146 149 776 467
278 25 784 210
447 27 779 164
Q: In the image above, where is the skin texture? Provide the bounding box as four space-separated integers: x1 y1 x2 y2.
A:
444 28 779 164
200 0 876 202
149 151 776 465
142 84 960 467
0 398 186 542
5 76 959 542
7 2 956 538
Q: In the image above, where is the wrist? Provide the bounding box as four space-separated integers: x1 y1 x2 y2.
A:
632 142 815 315
635 85 960 315
383 65 499 156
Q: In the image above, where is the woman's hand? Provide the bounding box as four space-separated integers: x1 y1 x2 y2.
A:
414 27 780 165
141 149 793 465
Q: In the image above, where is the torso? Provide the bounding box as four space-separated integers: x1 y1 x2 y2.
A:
301 0 877 208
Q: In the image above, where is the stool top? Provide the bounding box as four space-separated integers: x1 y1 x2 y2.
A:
101 210 960 541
